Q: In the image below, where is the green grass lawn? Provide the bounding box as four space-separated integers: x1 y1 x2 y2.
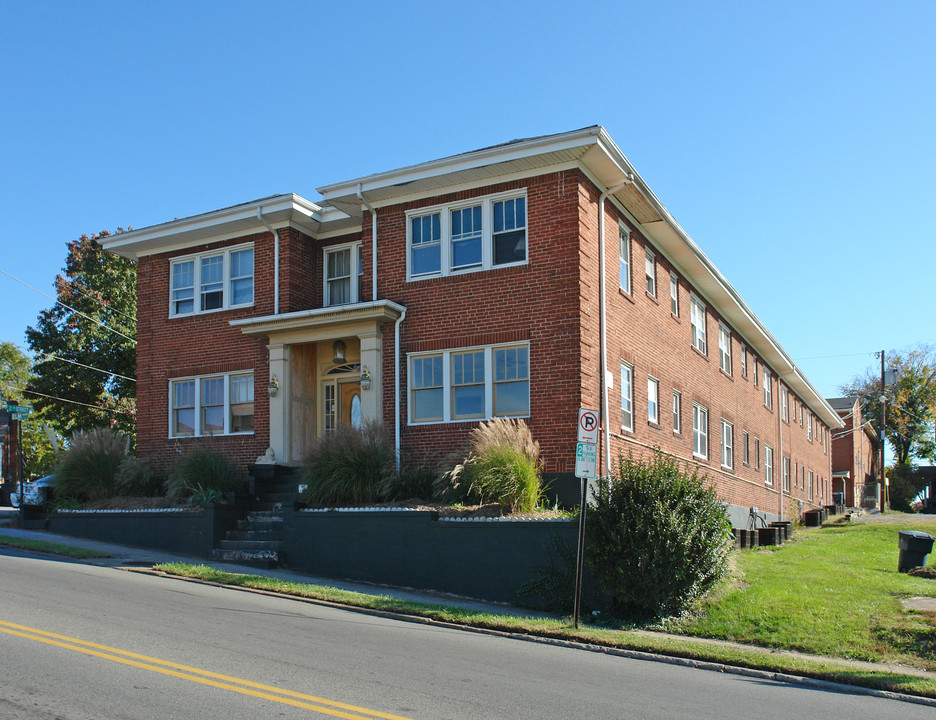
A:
666 518 936 669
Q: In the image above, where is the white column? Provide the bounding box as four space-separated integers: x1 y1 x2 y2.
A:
267 342 289 463
358 330 383 424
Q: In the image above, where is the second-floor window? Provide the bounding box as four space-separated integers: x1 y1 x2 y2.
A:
325 243 364 306
170 244 254 317
648 376 659 424
719 324 732 374
619 224 631 293
645 248 656 296
407 191 527 280
690 295 707 354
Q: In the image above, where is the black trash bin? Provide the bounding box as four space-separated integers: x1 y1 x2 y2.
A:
897 530 935 572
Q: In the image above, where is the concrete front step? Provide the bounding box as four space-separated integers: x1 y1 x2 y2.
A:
211 548 279 569
226 530 281 542
217 539 281 552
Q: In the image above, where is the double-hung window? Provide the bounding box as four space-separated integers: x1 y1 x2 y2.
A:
645 248 656 296
721 419 733 470
619 225 631 293
692 403 708 459
170 372 255 437
170 244 254 316
782 455 791 492
740 345 747 377
670 273 679 315
719 324 732 374
690 295 707 354
621 362 634 432
647 376 659 424
754 437 761 469
324 243 363 306
780 386 789 422
807 412 813 440
672 390 681 434
743 430 750 465
765 445 774 486
409 344 529 423
407 191 527 279
763 368 772 409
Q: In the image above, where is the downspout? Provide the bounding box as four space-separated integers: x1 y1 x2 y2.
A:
394 308 407 470
257 208 280 315
357 184 378 301
778 382 784 521
599 178 635 477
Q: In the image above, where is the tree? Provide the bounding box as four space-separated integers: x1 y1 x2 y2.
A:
840 345 936 510
839 345 936 467
0 341 61 477
25 233 136 441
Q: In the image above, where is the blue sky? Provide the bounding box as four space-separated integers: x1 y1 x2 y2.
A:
1 0 933 407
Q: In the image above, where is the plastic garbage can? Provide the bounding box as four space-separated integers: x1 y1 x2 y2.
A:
898 530 935 572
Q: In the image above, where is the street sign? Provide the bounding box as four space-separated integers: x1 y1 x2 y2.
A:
575 441 598 479
577 408 599 444
6 405 30 416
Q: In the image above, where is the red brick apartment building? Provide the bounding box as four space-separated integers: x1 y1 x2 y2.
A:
828 397 880 508
102 126 840 527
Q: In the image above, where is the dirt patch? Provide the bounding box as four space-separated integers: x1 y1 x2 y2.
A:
81 497 184 511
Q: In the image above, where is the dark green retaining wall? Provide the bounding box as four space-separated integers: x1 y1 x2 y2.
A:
45 504 238 558
282 509 578 604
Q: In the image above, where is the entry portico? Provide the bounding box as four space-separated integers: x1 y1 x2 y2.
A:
231 300 405 463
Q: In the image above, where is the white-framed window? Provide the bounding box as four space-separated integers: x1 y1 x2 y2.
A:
619 224 631 294
782 455 791 493
407 191 527 280
692 403 708 459
645 248 656 296
743 430 750 465
781 385 789 422
324 242 364 306
170 372 254 437
753 357 758 386
719 324 732 375
721 419 733 470
648 376 659 424
754 437 760 469
672 390 681 434
670 272 679 316
808 469 814 497
621 362 634 432
170 244 254 317
763 368 773 409
409 344 529 423
690 295 707 354
765 444 774 486
740 344 747 377
807 412 813 441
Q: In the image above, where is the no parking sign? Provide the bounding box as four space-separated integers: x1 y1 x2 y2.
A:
577 408 599 444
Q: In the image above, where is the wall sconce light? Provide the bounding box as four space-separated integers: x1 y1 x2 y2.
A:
360 365 372 391
333 339 347 364
268 374 279 397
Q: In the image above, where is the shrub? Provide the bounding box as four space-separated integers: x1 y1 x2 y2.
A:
586 450 733 621
301 421 395 507
116 456 164 497
437 418 543 512
53 427 130 502
167 448 243 504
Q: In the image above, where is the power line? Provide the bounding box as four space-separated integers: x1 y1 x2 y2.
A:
36 353 135 383
15 387 133 416
0 267 136 344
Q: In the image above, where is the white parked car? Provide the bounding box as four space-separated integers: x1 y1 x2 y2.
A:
10 475 56 508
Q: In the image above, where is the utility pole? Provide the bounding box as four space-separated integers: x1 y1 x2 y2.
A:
879 350 887 512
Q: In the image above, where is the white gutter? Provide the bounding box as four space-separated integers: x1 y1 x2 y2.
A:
257 207 280 315
599 178 635 476
357 184 378 301
394 308 408 470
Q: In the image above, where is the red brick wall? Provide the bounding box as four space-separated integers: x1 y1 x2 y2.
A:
135 233 273 471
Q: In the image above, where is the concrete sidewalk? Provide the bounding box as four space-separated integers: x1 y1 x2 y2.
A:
0 508 544 618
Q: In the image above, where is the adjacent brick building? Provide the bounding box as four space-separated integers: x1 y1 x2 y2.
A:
828 396 880 508
103 126 841 526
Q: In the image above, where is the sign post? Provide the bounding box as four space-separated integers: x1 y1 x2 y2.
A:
573 408 599 628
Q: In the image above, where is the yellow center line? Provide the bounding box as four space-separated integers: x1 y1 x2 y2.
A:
0 620 415 720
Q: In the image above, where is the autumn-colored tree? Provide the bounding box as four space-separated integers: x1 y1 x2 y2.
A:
25 233 136 442
840 345 936 509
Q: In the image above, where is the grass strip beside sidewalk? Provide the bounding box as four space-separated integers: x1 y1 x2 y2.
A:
0 534 108 559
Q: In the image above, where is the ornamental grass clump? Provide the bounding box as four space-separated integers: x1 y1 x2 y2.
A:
167 447 243 505
53 427 130 502
301 421 395 507
586 450 733 621
438 418 543 513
